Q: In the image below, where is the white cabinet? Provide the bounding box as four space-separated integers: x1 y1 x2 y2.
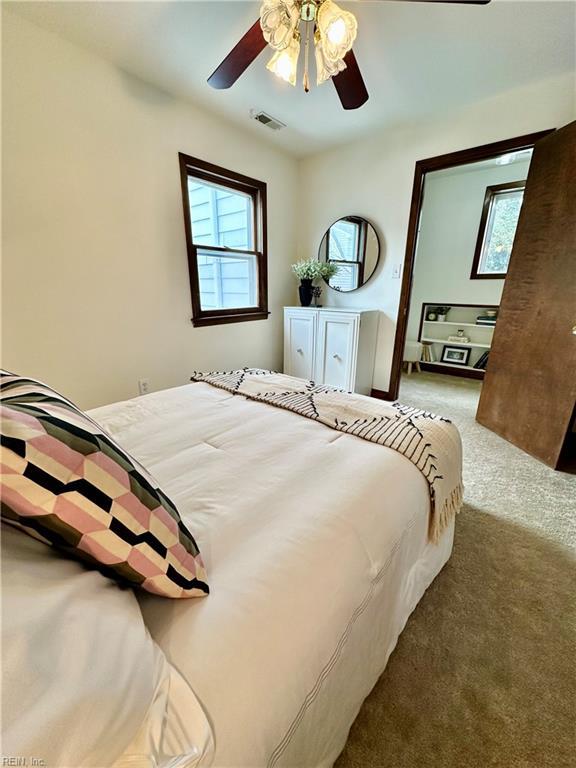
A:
284 309 316 380
316 312 359 391
283 307 378 395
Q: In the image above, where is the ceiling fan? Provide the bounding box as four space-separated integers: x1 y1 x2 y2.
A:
208 0 491 111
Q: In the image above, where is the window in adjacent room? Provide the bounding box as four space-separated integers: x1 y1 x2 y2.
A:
179 153 268 326
471 180 525 279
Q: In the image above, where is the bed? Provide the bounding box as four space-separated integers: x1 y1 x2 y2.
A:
79 378 459 768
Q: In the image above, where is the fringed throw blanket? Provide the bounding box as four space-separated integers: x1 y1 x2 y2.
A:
190 369 463 542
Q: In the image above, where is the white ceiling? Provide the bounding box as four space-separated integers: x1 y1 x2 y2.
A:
7 0 576 157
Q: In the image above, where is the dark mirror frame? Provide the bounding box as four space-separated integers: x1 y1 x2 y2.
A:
318 215 381 292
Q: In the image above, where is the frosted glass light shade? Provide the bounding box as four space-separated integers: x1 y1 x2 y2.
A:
315 41 347 85
317 0 357 63
266 35 300 86
260 0 300 51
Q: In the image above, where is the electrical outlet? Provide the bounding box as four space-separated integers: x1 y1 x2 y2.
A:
138 378 150 396
392 263 402 279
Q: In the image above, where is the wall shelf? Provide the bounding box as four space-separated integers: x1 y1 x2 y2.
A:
423 320 494 329
418 302 499 380
424 360 479 372
421 337 491 349
420 360 485 380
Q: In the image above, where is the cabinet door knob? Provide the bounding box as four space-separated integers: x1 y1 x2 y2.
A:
333 353 341 361
296 348 303 354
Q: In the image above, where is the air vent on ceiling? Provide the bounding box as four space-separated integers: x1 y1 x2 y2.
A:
250 110 286 131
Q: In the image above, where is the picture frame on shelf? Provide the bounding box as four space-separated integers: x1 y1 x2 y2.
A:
440 345 471 366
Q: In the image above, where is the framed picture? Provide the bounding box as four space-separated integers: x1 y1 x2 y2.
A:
441 345 471 366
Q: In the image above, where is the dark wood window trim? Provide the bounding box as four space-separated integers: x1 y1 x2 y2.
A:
470 180 526 280
179 152 269 327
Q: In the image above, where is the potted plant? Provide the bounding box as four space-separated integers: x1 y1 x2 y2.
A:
436 306 452 322
291 260 341 307
291 259 320 306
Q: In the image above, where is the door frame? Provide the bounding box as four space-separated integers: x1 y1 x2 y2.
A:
380 129 555 402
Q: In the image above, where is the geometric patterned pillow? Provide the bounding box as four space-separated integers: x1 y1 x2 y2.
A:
0 372 209 599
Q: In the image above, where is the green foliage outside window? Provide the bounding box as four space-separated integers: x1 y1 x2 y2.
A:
481 191 524 274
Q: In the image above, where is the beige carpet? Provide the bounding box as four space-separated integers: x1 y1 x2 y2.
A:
336 373 576 768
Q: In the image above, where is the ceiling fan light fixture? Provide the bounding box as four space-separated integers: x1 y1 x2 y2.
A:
314 38 347 85
259 0 357 91
327 17 346 45
317 0 357 62
210 0 491 109
260 0 300 51
266 34 300 86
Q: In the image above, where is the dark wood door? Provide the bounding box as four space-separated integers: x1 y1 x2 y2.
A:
476 121 576 468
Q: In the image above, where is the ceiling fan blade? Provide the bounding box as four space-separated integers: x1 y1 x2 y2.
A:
332 51 369 111
208 20 267 89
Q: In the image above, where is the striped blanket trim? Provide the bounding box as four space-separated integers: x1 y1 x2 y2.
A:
190 369 463 543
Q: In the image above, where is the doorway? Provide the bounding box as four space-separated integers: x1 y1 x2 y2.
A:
386 130 553 403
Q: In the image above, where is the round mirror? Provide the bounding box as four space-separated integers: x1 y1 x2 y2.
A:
318 216 380 292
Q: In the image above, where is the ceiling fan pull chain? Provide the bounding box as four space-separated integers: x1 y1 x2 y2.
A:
303 21 311 93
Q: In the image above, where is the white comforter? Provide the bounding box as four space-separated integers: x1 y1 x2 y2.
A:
91 382 455 768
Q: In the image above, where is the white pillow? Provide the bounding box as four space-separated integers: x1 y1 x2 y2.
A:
1 523 214 768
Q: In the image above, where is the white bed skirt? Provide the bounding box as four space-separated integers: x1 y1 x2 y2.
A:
274 516 454 768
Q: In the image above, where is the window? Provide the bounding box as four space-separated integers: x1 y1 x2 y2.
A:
179 153 268 326
326 217 368 292
471 181 525 279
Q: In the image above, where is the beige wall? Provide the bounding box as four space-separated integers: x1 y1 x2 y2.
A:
1 11 298 408
297 73 575 392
